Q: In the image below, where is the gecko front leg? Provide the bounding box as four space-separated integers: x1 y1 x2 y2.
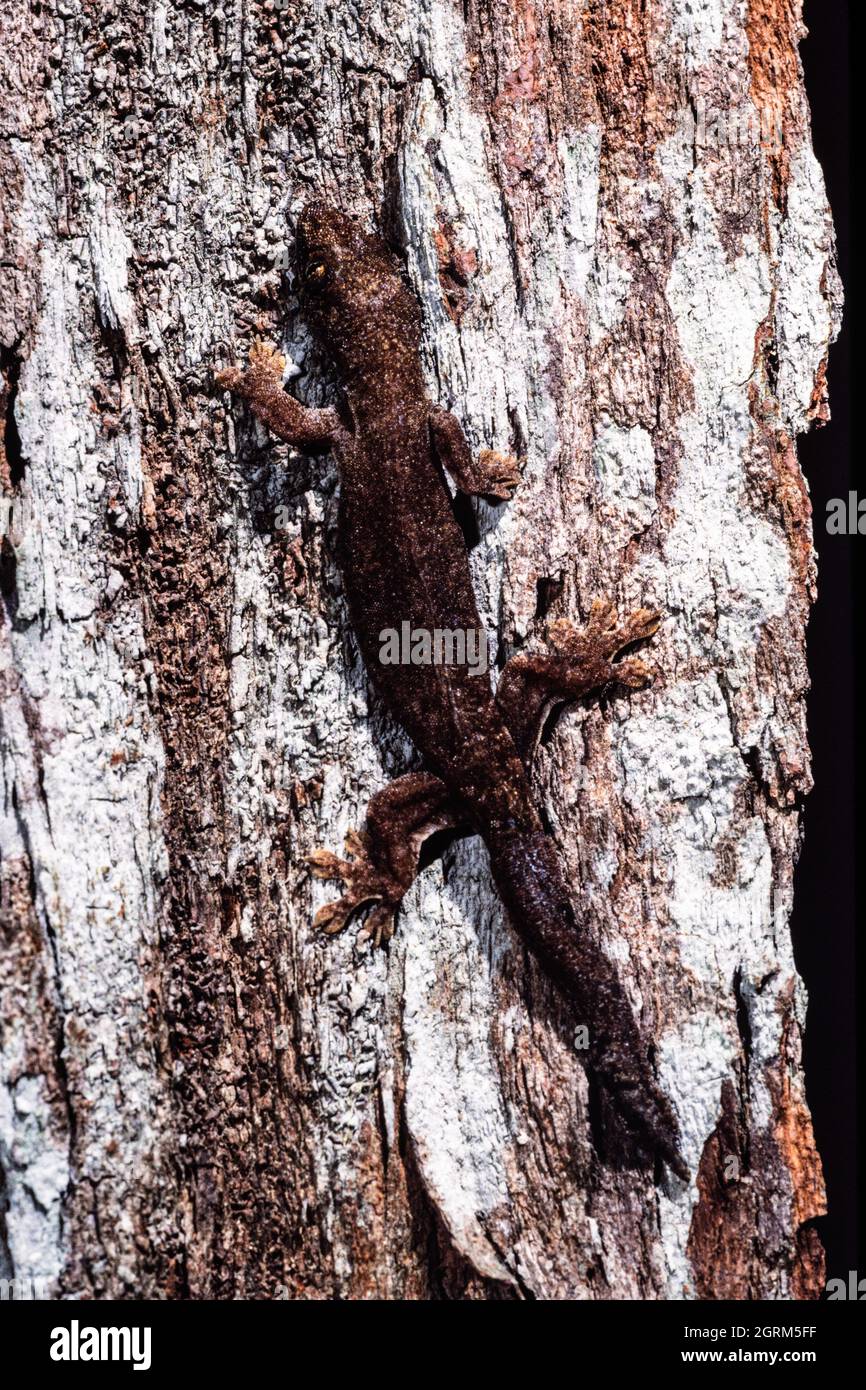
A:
306 772 459 947
216 337 345 451
429 405 521 501
497 599 662 764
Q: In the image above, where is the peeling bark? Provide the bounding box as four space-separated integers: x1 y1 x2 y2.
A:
0 0 840 1299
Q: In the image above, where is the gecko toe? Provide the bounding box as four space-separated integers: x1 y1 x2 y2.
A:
356 903 397 948
477 449 522 500
314 898 358 935
611 655 652 689
307 831 403 946
248 336 287 378
616 606 662 647
215 365 243 392
587 597 619 633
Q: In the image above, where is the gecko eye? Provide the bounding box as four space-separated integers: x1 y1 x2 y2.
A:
303 261 330 289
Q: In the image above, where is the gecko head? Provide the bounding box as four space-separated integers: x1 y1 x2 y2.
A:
294 202 421 376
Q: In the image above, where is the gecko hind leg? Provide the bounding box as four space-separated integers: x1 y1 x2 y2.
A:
428 406 522 500
306 772 458 947
496 599 662 764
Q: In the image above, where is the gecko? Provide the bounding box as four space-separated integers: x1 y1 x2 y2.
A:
216 202 686 1182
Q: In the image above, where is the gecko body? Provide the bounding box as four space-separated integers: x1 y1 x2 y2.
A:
216 203 686 1181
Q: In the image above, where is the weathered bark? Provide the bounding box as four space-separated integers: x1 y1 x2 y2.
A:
0 0 840 1300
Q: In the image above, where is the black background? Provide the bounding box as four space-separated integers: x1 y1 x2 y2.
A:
796 0 859 1280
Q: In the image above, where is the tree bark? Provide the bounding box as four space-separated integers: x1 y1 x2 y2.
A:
0 0 841 1300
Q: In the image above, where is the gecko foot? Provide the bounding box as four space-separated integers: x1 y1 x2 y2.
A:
215 336 286 392
476 449 522 500
496 599 663 761
306 830 403 948
247 336 286 378
546 598 662 692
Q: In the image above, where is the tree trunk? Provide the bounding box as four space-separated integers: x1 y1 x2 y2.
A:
0 0 841 1300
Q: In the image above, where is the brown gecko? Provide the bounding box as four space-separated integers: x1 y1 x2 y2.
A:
215 202 686 1181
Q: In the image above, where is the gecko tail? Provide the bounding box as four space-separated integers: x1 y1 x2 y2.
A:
487 827 688 1183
